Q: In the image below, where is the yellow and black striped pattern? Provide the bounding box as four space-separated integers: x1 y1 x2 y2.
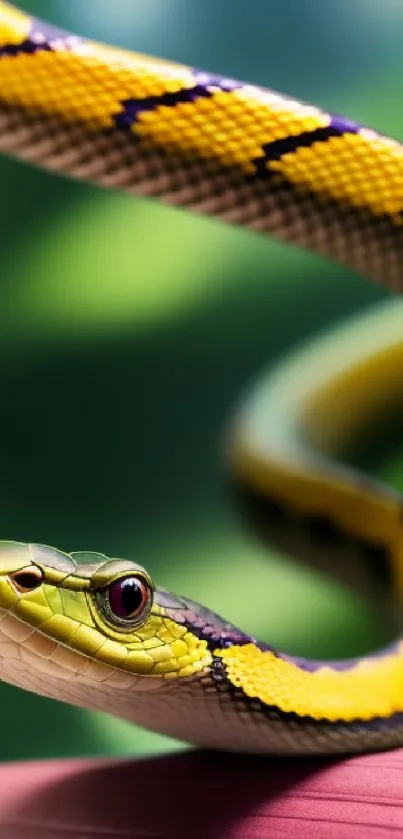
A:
1 2 403 754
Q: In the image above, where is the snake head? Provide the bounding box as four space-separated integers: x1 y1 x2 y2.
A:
0 541 216 715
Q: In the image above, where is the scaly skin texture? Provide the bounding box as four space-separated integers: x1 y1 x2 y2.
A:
1 3 403 754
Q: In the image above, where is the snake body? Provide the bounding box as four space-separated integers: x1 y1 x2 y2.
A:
1 2 403 755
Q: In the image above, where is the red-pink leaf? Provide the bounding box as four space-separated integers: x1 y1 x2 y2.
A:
0 749 402 838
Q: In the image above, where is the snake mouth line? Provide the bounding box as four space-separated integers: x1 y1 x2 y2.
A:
0 608 93 679
0 608 90 708
0 606 163 709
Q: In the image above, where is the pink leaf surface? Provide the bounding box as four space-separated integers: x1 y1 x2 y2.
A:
0 749 402 839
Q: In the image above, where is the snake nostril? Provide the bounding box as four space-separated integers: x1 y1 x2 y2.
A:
9 567 43 593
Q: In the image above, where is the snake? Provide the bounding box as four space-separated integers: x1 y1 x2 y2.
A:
1 2 403 757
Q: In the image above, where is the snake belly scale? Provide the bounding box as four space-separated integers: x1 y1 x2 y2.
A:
1 2 403 754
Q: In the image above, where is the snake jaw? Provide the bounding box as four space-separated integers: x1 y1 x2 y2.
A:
0 572 217 748
0 544 213 690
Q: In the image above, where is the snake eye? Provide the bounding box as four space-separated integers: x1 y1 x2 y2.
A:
10 566 43 593
95 574 152 629
109 576 149 619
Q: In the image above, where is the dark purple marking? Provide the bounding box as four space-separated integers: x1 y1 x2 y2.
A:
115 71 240 131
157 588 401 672
0 37 51 58
355 711 403 732
253 115 359 178
330 115 362 135
0 16 80 60
156 588 251 650
275 639 401 673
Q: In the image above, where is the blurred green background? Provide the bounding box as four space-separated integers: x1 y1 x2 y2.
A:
0 0 402 760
